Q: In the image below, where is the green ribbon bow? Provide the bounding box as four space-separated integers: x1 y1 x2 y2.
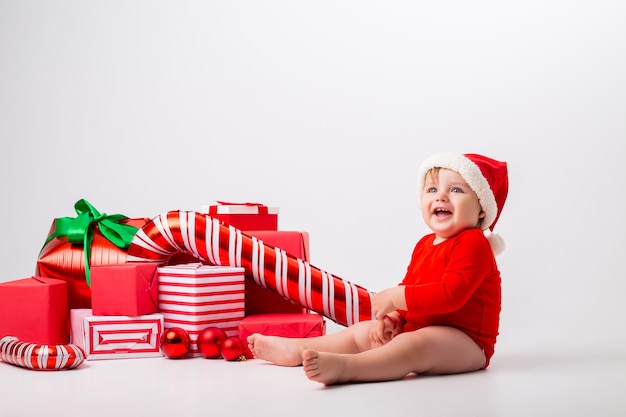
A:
40 199 140 287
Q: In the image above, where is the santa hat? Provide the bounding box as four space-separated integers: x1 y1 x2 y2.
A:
417 153 509 255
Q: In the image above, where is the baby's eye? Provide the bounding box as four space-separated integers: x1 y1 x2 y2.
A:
427 187 437 193
451 187 464 193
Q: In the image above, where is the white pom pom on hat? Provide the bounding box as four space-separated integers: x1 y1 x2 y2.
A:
417 153 509 256
486 233 505 256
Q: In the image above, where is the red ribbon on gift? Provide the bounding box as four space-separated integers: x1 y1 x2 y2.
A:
210 201 269 215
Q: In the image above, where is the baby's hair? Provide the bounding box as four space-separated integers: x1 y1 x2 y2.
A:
422 167 441 190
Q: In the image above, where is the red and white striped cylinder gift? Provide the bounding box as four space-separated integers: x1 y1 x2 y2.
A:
126 211 374 327
0 336 85 371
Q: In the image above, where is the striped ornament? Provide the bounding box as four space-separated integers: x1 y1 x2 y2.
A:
0 336 85 371
126 211 374 327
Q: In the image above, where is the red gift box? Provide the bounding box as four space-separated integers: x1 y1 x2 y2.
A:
157 263 246 357
201 202 279 231
0 277 69 345
70 309 164 360
238 313 326 359
90 263 159 316
36 205 150 310
243 230 310 316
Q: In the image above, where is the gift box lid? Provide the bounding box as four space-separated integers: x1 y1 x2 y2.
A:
238 313 325 338
158 262 245 276
0 276 67 290
201 202 279 215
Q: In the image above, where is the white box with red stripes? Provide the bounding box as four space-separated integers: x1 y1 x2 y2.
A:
70 309 164 360
157 262 245 357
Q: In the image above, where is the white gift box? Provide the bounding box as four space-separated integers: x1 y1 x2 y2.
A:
157 263 245 357
70 309 164 360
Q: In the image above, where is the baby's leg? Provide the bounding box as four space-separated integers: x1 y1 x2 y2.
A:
247 320 377 366
302 325 485 385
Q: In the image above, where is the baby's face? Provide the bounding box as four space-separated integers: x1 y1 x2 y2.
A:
421 169 485 243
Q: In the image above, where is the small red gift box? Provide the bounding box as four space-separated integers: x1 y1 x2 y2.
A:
238 313 326 359
90 263 159 316
201 201 279 231
157 263 246 357
70 309 164 360
243 230 310 316
0 277 69 345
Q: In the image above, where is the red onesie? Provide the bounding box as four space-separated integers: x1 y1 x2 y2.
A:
398 228 502 367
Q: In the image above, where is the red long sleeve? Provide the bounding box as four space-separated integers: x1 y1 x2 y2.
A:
399 228 502 362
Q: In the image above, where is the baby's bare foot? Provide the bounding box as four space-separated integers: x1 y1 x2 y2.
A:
302 349 348 385
247 334 303 366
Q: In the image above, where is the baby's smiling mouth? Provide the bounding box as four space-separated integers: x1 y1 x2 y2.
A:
434 208 451 217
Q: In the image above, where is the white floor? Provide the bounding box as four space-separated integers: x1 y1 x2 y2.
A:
2 322 625 417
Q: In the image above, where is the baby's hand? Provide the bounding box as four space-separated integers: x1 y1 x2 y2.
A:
369 319 387 345
370 314 402 345
371 287 405 321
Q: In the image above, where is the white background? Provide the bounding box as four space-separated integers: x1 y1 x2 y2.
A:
1 2 625 416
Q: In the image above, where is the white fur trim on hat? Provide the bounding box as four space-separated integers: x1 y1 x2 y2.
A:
417 153 499 232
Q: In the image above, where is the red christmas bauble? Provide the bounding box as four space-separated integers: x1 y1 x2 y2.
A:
160 327 190 359
220 336 245 361
197 326 227 359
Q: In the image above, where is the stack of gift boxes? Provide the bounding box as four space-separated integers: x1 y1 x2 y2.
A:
0 202 326 363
